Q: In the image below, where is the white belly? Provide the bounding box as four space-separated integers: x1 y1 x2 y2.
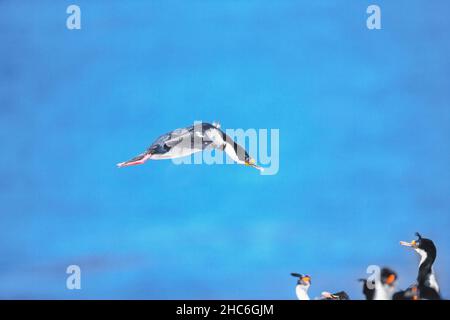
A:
373 283 394 300
428 271 440 293
151 147 203 159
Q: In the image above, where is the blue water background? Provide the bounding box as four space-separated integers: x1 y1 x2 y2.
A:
0 0 449 299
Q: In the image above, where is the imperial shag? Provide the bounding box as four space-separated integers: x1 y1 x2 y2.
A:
117 122 263 171
400 232 441 300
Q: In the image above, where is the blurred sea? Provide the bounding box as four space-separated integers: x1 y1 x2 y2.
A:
0 0 449 299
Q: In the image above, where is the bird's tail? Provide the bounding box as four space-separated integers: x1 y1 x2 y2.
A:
117 152 152 168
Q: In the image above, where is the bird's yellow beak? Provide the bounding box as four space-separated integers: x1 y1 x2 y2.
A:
301 276 311 284
400 240 417 248
245 159 255 166
245 159 264 171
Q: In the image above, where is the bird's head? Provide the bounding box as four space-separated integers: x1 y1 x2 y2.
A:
380 268 397 287
400 232 436 261
400 232 435 252
244 156 263 171
291 273 311 288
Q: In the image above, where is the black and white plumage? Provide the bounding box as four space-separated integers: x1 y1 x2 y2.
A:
359 268 397 300
400 232 441 300
117 122 263 171
291 273 311 300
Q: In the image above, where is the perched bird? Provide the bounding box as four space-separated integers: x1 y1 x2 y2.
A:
393 284 420 300
117 122 263 171
319 291 350 300
359 268 397 300
400 232 441 300
290 273 350 300
291 273 311 300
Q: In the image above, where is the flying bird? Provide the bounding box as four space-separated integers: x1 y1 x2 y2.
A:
400 232 441 300
117 122 263 171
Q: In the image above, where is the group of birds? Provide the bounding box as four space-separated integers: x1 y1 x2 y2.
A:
117 121 263 171
117 123 443 301
291 233 443 300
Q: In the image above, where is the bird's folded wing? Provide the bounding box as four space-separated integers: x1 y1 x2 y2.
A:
162 127 214 151
160 128 193 147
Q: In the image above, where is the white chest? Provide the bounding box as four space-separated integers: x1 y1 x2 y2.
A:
428 271 440 293
373 281 394 300
296 286 310 300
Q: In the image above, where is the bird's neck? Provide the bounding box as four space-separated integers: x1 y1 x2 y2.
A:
296 285 310 300
418 260 433 282
417 252 439 292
